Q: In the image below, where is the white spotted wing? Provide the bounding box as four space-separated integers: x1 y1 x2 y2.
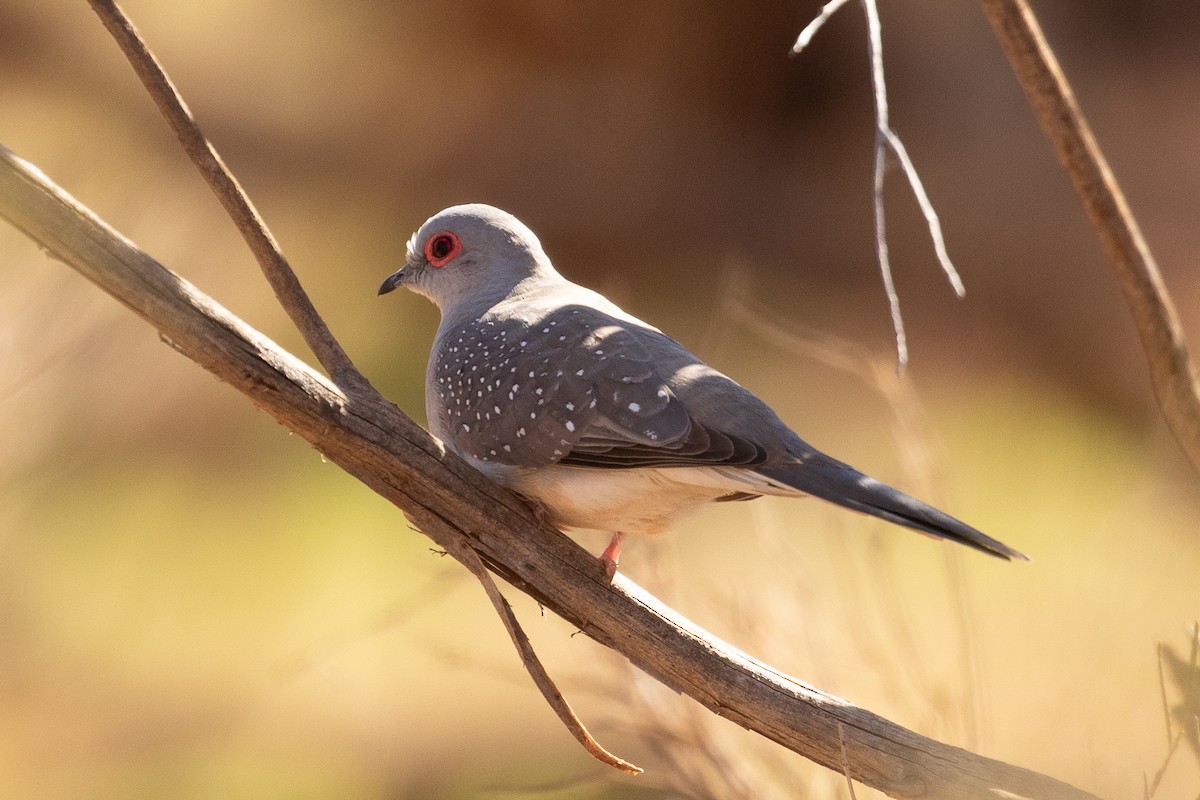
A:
431 304 766 469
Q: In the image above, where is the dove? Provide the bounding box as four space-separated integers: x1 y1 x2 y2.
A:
379 204 1026 579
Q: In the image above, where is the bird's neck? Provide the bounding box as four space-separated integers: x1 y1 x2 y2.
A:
436 265 567 335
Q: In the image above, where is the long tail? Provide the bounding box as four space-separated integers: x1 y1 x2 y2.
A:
756 454 1028 561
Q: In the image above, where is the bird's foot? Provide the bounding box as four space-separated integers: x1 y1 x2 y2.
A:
599 532 627 583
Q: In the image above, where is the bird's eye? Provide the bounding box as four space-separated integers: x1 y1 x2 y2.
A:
424 231 462 267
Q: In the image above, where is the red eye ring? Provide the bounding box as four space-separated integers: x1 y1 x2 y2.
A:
424 231 462 267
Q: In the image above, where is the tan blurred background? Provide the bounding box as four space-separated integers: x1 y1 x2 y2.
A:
2 1 1199 798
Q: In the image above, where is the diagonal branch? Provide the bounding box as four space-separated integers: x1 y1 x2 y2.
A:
0 142 1099 800
85 0 360 386
979 0 1200 476
83 0 632 773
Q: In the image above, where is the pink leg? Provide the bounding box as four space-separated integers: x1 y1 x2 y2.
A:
599 532 627 582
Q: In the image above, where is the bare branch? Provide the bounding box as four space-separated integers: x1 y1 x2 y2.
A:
82 0 644 773
84 0 361 386
979 0 1200 476
0 142 1099 800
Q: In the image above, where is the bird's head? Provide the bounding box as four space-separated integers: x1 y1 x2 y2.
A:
379 204 556 320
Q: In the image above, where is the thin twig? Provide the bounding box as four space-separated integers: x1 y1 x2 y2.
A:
440 533 642 775
882 127 964 298
837 721 859 800
979 0 1200 476
84 0 361 387
1146 626 1200 797
795 0 965 370
871 134 907 368
1159 643 1174 750
792 0 853 53
863 0 910 371
1144 729 1185 799
1190 620 1200 707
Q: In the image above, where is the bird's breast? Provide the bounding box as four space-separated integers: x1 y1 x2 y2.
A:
498 464 745 535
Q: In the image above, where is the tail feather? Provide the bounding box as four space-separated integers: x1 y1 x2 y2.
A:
757 456 1028 561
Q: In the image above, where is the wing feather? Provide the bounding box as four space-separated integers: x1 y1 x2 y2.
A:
431 303 769 469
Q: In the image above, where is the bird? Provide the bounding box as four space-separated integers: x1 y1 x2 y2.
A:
378 203 1026 579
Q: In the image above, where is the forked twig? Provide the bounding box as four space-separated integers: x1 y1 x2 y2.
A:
83 0 637 774
794 0 965 370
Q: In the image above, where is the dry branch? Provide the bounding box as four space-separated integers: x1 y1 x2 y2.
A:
82 0 636 774
0 142 1098 800
980 0 1200 476
85 0 358 383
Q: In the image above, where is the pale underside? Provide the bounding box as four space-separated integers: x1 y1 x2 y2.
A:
485 462 800 535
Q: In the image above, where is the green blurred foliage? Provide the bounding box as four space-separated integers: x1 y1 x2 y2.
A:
2 1 1199 798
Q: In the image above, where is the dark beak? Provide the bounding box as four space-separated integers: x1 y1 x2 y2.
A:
378 266 409 296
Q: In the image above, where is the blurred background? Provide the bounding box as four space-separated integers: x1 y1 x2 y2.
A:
2 1 1199 797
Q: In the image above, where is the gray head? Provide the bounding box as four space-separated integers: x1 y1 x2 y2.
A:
378 204 559 324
